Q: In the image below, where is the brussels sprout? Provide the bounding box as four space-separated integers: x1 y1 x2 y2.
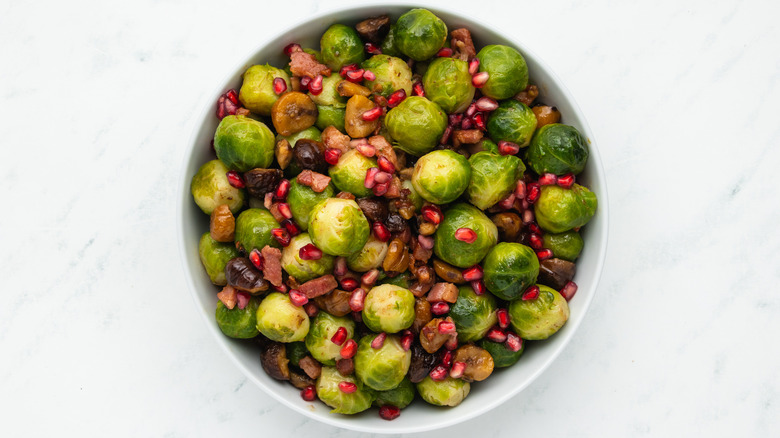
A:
543 230 584 262
346 236 389 272
401 179 424 211
416 376 470 407
235 208 281 253
362 284 416 333
380 24 401 57
305 312 356 366
394 9 448 61
239 64 291 116
486 100 537 147
214 115 275 172
479 338 524 368
534 184 598 233
480 138 500 155
449 284 498 342
316 366 375 414
281 233 335 283
422 57 475 114
286 341 309 367
434 203 499 268
191 159 245 215
482 242 540 301
309 73 347 107
526 124 589 176
304 48 323 62
215 298 260 339
466 152 525 210
328 149 377 197
256 292 310 342
475 45 529 100
361 55 413 97
385 96 448 157
308 198 370 256
412 150 471 204
198 232 240 285
374 377 415 409
315 105 346 132
354 333 412 391
278 126 322 145
320 24 365 70
287 179 335 231
378 271 411 288
509 284 570 340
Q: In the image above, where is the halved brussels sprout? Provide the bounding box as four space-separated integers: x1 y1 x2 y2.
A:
542 230 584 262
214 115 275 172
256 292 310 342
466 152 525 210
394 8 448 61
346 236 389 272
374 377 415 409
412 150 472 204
526 124 589 176
479 337 524 368
328 149 377 197
315 105 346 132
191 159 245 215
320 24 365 70
486 100 537 147
416 376 470 407
309 73 347 107
475 45 529 100
534 184 598 233
235 208 281 253
308 198 370 256
385 96 448 157
286 341 309 367
434 203 499 268
422 57 475 114
449 284 498 342
215 297 260 339
281 233 335 283
305 311 356 366
354 333 411 391
362 55 413 97
316 366 376 414
198 232 240 285
362 284 416 333
509 284 569 340
287 179 335 231
482 242 540 301
239 64 291 116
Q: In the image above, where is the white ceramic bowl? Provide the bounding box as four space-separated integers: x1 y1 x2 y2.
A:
177 3 608 433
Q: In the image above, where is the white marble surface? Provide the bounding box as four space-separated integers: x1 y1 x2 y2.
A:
2 0 779 436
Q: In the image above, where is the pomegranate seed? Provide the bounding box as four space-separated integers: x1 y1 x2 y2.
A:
372 221 391 242
412 81 425 97
275 179 290 200
462 265 484 282
506 332 523 352
468 58 480 75
341 278 359 292
560 280 578 301
529 233 544 250
421 205 442 225
371 332 387 349
431 301 450 315
303 302 319 317
334 257 348 276
473 112 486 130
274 283 288 293
373 171 392 184
364 167 379 189
536 248 553 261
475 96 499 112
450 361 466 379
400 330 413 351
338 381 357 393
430 365 448 381
439 349 453 368
444 335 459 350
282 219 301 236
283 43 301 56
539 173 558 186
454 228 477 243
497 308 510 329
361 269 380 286
299 76 311 91
309 75 324 95
515 180 527 199
438 320 456 335
557 173 575 189
349 288 366 312
528 223 543 235
440 125 453 145
471 280 486 295
236 292 250 310
498 194 516 210
277 202 293 219
526 182 541 203
460 117 473 130
364 42 382 55
522 285 540 301
340 339 358 359
331 326 348 345
289 289 309 307
299 243 323 260
472 71 490 88
339 63 359 77
417 234 434 250
379 405 401 421
498 140 520 156
486 327 508 343
465 102 478 118
300 385 317 401
249 249 264 270
324 148 342 165
226 170 245 188
271 228 291 246
377 156 396 173
363 70 377 81
345 68 365 83
437 47 453 57
373 182 389 196
523 210 535 225
448 113 463 126
361 106 382 121
387 89 406 108
273 77 287 95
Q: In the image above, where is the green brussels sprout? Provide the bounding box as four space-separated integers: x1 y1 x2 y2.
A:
434 203 499 268
374 378 415 409
328 149 377 197
309 73 347 107
316 366 375 414
394 9 448 61
215 298 260 339
354 333 412 391
542 230 584 262
214 115 275 172
401 179 424 212
385 96 448 157
308 198 370 256
416 376 470 407
422 57 475 114
315 105 346 132
466 152 525 210
449 284 498 342
380 24 401 57
475 45 529 100
305 312 356 366
378 271 411 288
411 150 471 204
534 184 598 233
361 55 413 97
278 126 322 145
235 208 281 253
509 284 570 340
346 236 389 272
286 342 309 367
239 64 291 116
281 233 335 283
486 100 538 147
198 232 240 285
526 124 589 176
479 338 524 368
320 24 365 70
256 292 310 342
287 179 335 231
362 284 416 333
482 242 540 301
191 159 245 215
480 138 500 154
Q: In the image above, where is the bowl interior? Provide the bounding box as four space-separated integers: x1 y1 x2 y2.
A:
178 4 608 434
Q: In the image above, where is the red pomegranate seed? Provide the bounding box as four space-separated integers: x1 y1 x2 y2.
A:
528 223 543 235
514 180 526 199
431 301 450 315
371 332 387 349
557 173 575 189
361 269 380 286
299 76 311 91
440 125 453 145
364 42 382 55
473 112 486 130
223 89 238 105
349 288 366 312
438 320 456 335
372 221 391 242
454 228 477 243
331 326 348 345
363 70 377 81
475 96 499 112
522 210 535 225
506 332 523 352
486 327 508 343
345 68 365 83
471 280 486 295
437 47 453 57
538 173 558 186
498 194 516 210
282 219 301 236
418 234 434 250
338 381 357 393
283 43 301 56
275 179 290 200
274 283 288 293
373 182 389 196
341 278 359 292
379 405 401 421
536 248 553 261
497 308 510 329
300 385 317 401
472 71 490 88
277 202 293 219
303 302 319 317
444 335 459 350
289 289 309 307
308 75 324 95
339 63 359 77
386 89 406 108
249 249 264 270
400 330 413 351
465 102 477 118
373 171 392 184
421 205 442 225
560 280 578 301
362 106 382 121
271 228 291 246
439 349 453 368
430 365 448 381
498 140 520 156
364 167 379 189
299 243 323 260
448 113 463 126
412 81 425 97
468 58 480 75
334 257 348 276
236 292 250 310
377 156 396 173
449 361 466 379
526 182 541 203
522 285 540 301
273 77 287 95
460 117 473 130
529 233 544 250
226 170 245 188
340 339 358 359
462 265 483 282
324 148 342 165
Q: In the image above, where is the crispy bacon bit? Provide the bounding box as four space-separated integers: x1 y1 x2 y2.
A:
368 135 398 170
261 245 283 287
322 126 351 152
452 129 483 148
289 50 331 79
450 28 477 61
217 285 238 309
297 170 332 193
514 84 539 106
299 275 339 299
385 176 402 199
427 283 459 303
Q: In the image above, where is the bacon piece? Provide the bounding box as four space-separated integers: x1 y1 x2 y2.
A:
299 275 339 299
217 285 238 309
322 126 351 152
411 237 433 263
298 356 323 379
336 191 356 200
450 28 476 61
427 282 459 304
452 129 483 147
261 245 283 287
289 50 331 79
384 176 402 199
368 135 398 170
297 169 331 193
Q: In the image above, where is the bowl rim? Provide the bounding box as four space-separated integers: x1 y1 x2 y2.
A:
176 2 609 433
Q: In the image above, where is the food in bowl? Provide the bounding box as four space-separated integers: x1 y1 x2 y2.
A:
191 7 598 421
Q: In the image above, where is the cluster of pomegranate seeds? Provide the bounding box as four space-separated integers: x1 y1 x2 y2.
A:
505 333 523 352
526 182 541 203
340 277 359 292
361 106 383 121
282 219 301 236
454 227 478 243
289 289 308 307
431 301 450 315
371 332 387 349
226 170 245 188
275 179 290 200
304 302 319 317
299 243 323 260
522 285 540 301
400 330 414 351
349 288 366 312
498 140 520 156
331 326 348 345
557 173 575 188
437 320 457 335
417 234 434 250
379 405 401 421
277 202 293 219
538 173 558 186
283 43 301 56
462 265 483 282
300 385 317 402
340 339 358 359
364 42 382 55
338 381 357 393
436 47 453 57
249 249 264 270
271 228 291 246
536 248 553 261
471 279 486 295
497 308 510 329
471 71 490 88
273 77 287 95
216 89 241 120
421 204 442 225
468 58 480 75
529 233 544 250
323 148 342 165
486 327 508 343
372 221 391 242
412 81 425 97
449 361 466 379
429 365 448 381
560 280 578 301
308 75 324 95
